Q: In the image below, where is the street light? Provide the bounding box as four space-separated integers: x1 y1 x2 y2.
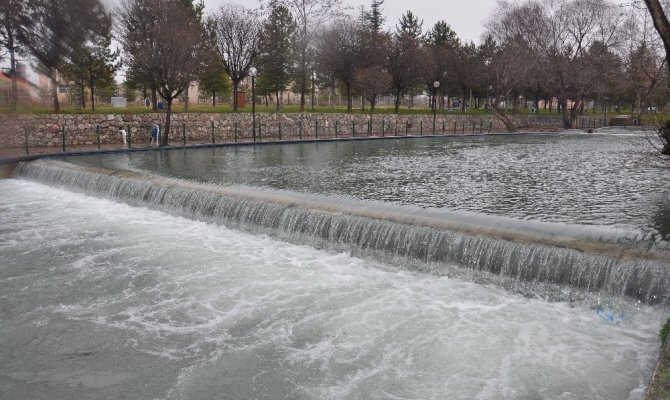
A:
433 81 440 134
488 86 493 110
311 70 316 111
249 67 257 141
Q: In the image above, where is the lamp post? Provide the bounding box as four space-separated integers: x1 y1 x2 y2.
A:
488 86 493 110
311 70 316 111
250 67 257 141
433 81 440 134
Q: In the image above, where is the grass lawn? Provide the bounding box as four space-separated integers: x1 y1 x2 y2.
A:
0 102 658 119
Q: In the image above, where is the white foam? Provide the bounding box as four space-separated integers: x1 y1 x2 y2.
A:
0 179 666 400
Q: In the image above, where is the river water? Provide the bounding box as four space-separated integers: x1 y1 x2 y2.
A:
1 131 668 399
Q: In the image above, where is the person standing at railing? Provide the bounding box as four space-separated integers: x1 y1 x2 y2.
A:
119 129 127 145
150 124 160 146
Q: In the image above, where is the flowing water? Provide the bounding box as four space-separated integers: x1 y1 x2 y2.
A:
1 131 669 399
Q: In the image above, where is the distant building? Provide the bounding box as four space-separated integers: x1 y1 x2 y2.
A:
0 67 41 106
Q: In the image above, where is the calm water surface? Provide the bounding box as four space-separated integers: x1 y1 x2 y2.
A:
69 131 670 240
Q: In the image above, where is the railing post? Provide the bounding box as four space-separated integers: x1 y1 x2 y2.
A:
352 120 355 137
316 120 319 139
127 125 132 148
259 122 262 141
279 122 282 140
211 121 215 144
453 121 457 134
381 119 385 137
472 121 476 134
442 119 445 134
479 120 483 134
61 125 66 152
299 120 303 139
488 122 492 133
96 125 100 149
234 122 238 142
335 121 338 138
182 123 186 145
462 121 465 134
395 120 398 135
420 120 423 135
368 120 371 136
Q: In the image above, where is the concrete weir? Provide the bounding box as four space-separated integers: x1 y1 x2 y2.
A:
12 158 670 304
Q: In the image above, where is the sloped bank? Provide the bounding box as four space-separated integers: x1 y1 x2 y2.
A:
647 321 670 400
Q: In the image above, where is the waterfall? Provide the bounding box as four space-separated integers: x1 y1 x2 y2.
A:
13 159 670 304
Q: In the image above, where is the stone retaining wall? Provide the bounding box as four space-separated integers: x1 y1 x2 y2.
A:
0 113 566 148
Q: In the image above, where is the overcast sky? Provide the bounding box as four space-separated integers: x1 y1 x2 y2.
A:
203 0 499 43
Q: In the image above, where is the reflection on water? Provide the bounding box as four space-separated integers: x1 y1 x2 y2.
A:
70 131 670 239
653 200 670 240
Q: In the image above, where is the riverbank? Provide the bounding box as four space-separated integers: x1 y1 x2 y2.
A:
0 112 573 152
647 333 670 400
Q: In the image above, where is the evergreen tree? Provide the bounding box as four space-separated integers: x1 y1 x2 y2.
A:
361 0 385 35
20 0 112 112
396 10 422 39
198 58 230 107
426 20 459 48
62 15 120 110
0 0 29 114
259 1 297 110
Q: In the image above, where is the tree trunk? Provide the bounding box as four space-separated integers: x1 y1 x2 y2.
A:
79 72 86 109
394 92 401 114
212 91 216 107
346 83 352 113
660 124 670 154
88 54 95 111
644 0 670 78
461 89 467 112
300 49 307 112
492 105 516 132
232 81 239 111
50 67 60 113
276 90 280 111
9 33 17 115
152 88 158 111
559 97 571 129
184 85 189 111
569 99 582 128
161 99 172 146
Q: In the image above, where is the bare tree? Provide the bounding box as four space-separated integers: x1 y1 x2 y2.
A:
271 0 342 112
644 0 670 154
645 0 670 78
118 0 206 146
209 4 262 111
492 0 625 129
318 19 368 112
485 37 536 131
353 66 392 113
